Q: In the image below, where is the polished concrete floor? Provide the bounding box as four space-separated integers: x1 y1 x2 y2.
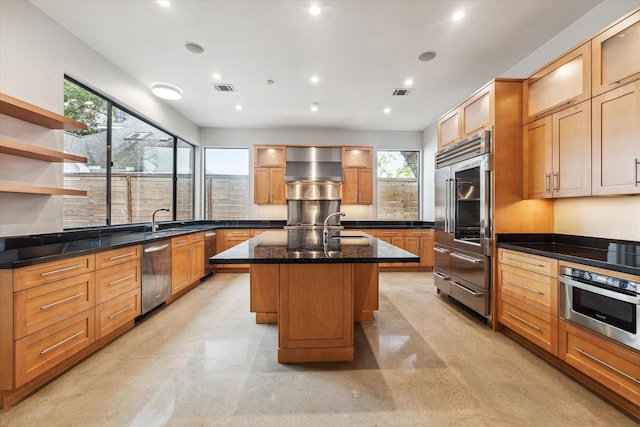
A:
1 272 636 426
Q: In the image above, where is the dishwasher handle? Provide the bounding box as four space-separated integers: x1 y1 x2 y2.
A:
144 244 170 253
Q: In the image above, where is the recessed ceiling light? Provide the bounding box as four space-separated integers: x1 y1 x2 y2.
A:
309 5 321 16
383 107 391 114
311 103 319 112
151 82 182 100
235 105 243 111
212 73 222 80
452 10 465 21
185 42 204 54
404 78 414 87
418 51 437 62
310 75 320 84
157 1 170 7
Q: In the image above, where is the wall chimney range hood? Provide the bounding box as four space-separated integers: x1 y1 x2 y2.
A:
285 146 343 182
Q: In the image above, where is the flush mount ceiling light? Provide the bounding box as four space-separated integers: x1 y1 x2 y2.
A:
418 51 437 62
151 82 183 100
185 42 204 54
452 9 465 21
310 75 320 84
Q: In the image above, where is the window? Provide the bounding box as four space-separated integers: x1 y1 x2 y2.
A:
204 148 249 219
63 78 195 228
377 150 420 220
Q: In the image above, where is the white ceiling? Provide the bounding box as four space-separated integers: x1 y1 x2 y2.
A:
30 0 603 131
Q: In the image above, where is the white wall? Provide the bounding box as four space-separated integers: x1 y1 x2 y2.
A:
421 124 438 221
0 0 200 237
200 127 423 220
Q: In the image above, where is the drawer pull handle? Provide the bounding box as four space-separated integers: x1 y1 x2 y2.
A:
504 256 544 268
40 292 85 310
531 100 572 119
433 247 449 254
504 279 543 295
451 281 483 297
611 72 640 86
108 304 136 320
40 330 85 355
433 271 450 280
109 274 135 286
40 263 85 277
505 311 541 331
451 252 482 264
108 251 136 260
572 346 640 384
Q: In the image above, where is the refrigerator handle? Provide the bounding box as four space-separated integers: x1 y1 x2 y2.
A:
444 179 449 233
449 178 456 234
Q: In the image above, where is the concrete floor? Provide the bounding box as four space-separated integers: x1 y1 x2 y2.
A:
1 272 636 426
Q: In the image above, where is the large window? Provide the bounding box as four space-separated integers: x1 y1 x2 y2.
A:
204 148 249 219
63 78 195 228
377 150 420 220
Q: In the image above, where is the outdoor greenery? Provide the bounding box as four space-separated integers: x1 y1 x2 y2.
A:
63 80 109 136
377 151 419 179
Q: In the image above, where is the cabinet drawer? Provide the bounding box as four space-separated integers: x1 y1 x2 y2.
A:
498 294 557 355
498 263 556 315
498 249 557 276
172 234 191 248
224 229 251 238
190 232 204 243
14 255 95 291
15 308 94 387
95 259 140 304
95 245 140 269
14 272 95 339
95 289 140 339
376 229 404 237
559 320 640 406
404 229 433 237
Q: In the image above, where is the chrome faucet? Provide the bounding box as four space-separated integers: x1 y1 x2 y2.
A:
323 211 345 245
151 208 170 232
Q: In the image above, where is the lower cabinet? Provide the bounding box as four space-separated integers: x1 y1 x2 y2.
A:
171 232 205 295
215 229 252 270
497 249 558 355
375 229 433 270
559 320 640 408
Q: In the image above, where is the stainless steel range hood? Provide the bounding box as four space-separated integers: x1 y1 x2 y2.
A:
285 146 343 182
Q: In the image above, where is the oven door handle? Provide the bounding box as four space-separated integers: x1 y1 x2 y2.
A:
558 276 640 305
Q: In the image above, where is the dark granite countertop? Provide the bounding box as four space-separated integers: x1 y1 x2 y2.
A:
209 230 419 264
0 220 432 269
497 233 640 276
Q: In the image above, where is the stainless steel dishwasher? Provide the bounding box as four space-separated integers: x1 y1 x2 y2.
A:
141 239 172 315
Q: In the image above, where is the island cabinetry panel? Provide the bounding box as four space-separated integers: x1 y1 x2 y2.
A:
497 249 558 355
353 263 379 322
523 100 591 199
94 245 141 339
171 232 205 295
250 264 279 324
591 80 640 195
523 42 591 123
216 229 252 270
591 10 640 97
278 264 354 363
559 320 640 408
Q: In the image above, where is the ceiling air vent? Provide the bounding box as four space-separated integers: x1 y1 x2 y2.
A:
213 83 236 92
392 88 411 96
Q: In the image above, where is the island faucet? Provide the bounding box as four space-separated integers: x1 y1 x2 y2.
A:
151 208 170 232
323 211 345 245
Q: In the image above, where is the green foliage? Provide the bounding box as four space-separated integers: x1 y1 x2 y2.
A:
64 80 108 136
377 151 418 179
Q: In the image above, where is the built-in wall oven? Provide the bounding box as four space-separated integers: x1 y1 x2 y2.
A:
434 128 492 322
559 265 639 351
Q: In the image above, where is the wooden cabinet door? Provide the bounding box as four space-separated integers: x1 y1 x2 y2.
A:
189 240 205 282
171 244 190 294
462 86 492 136
523 116 553 199
592 81 640 195
524 42 591 123
438 108 461 148
592 10 640 96
342 146 373 168
254 145 285 167
254 167 271 204
357 168 373 205
552 101 591 197
341 168 358 204
269 167 286 204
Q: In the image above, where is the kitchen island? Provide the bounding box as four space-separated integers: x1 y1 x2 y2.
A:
209 229 419 362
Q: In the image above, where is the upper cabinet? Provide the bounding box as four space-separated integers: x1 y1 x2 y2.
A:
0 93 88 197
254 145 285 168
591 80 640 195
523 42 591 124
342 146 372 168
437 109 461 149
591 10 640 97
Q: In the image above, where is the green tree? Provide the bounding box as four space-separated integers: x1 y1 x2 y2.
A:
64 80 108 136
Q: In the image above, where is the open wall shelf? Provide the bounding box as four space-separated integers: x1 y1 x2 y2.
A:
0 184 87 196
0 138 86 163
0 93 87 131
